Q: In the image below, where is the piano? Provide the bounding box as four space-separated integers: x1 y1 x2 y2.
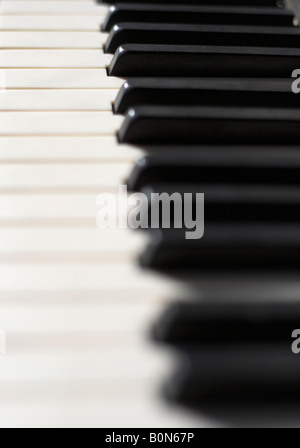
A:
1 0 300 428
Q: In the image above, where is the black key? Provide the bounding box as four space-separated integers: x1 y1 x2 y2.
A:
140 146 300 160
127 156 300 191
97 1 284 6
104 23 300 54
138 182 300 224
141 225 300 271
127 158 300 225
152 302 300 345
108 44 300 77
118 105 300 145
102 4 295 32
114 78 294 114
165 348 300 404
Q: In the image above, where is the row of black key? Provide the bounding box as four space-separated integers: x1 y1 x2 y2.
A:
101 1 298 77
101 0 300 413
102 4 295 31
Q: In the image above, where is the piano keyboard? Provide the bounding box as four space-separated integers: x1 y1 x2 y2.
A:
1 0 300 428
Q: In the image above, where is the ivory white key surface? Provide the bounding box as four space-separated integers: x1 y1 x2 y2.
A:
1 69 124 89
0 163 131 190
0 1 108 15
0 31 108 48
0 194 106 221
0 264 172 291
0 112 123 135
0 303 167 333
0 16 105 31
0 0 206 429
0 50 112 68
0 228 145 253
0 137 139 162
0 403 204 429
0 351 172 381
0 90 117 111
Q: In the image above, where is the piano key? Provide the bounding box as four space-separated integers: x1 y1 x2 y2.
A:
0 380 162 406
0 263 171 291
118 106 300 145
140 182 300 224
0 112 122 135
108 44 300 77
0 401 201 429
0 90 118 111
0 194 106 222
127 156 300 191
105 23 300 54
2 69 123 89
166 348 300 404
0 287 176 307
0 16 105 31
97 0 283 6
0 193 146 229
0 1 108 15
0 50 112 68
152 302 300 345
0 163 131 190
0 302 164 333
131 145 300 161
102 4 295 32
0 350 169 381
0 136 139 162
114 78 294 114
0 32 108 49
141 225 300 272
0 228 144 254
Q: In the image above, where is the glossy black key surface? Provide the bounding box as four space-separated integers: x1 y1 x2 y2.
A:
152 302 300 345
108 44 300 77
118 106 300 145
127 156 300 191
98 0 284 6
137 182 300 224
141 225 300 271
127 157 300 225
165 349 300 404
102 4 295 32
104 23 300 54
114 78 294 114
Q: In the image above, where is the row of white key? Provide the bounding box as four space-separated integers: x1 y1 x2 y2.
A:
0 0 202 429
0 1 108 15
0 15 107 31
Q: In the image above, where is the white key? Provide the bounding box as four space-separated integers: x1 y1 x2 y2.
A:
0 163 131 189
1 69 123 89
0 1 108 15
0 137 139 162
0 15 104 31
0 50 112 68
0 31 108 48
0 112 123 135
0 303 163 333
0 228 144 253
0 381 164 408
0 194 103 220
0 402 203 429
0 351 170 381
0 90 118 110
0 264 170 291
